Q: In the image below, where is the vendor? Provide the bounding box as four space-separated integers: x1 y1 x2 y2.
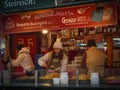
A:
81 39 105 77
11 44 35 76
0 54 12 70
38 38 68 72
0 61 4 71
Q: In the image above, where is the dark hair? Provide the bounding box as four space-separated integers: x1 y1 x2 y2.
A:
16 44 24 51
87 39 96 47
51 50 64 60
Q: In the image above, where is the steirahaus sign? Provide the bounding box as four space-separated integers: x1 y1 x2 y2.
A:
0 0 55 13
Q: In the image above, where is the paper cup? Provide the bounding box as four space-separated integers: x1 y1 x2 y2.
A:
53 78 60 85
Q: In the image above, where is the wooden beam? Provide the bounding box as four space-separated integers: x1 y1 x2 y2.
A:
106 35 113 67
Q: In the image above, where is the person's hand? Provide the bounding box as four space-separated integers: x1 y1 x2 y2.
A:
6 62 13 68
10 59 16 63
47 69 56 73
42 63 48 69
10 58 15 61
2 56 8 62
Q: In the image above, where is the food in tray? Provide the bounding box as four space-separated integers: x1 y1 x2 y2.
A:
105 76 120 80
49 65 56 69
15 75 35 80
70 74 90 80
39 72 60 80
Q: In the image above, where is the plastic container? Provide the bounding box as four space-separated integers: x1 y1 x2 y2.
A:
60 72 69 85
90 73 99 85
53 78 60 84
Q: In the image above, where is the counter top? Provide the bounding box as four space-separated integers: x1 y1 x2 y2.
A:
0 83 120 89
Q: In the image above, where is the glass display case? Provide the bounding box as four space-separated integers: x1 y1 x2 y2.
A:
113 37 120 68
0 68 119 85
105 68 120 84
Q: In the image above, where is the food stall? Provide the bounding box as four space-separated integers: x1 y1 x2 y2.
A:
0 0 120 90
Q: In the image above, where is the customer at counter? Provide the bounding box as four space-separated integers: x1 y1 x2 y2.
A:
10 44 35 76
38 38 68 72
0 59 4 71
81 39 105 77
0 53 12 70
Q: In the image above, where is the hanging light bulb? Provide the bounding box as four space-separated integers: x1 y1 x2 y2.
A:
42 30 48 34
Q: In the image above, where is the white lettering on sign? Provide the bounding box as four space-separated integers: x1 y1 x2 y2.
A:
34 10 74 20
4 0 36 8
16 21 48 27
30 21 48 26
16 23 30 27
34 11 55 20
62 17 77 24
61 16 90 25
77 16 90 22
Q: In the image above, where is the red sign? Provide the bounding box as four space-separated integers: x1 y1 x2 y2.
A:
11 34 37 63
2 2 117 34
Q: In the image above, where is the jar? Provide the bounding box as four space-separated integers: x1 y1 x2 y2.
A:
60 72 69 85
90 73 99 85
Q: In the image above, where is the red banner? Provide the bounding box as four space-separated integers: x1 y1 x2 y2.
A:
11 34 37 64
2 2 117 34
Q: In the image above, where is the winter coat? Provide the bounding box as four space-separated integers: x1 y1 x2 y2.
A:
86 46 105 77
38 51 68 72
12 47 35 72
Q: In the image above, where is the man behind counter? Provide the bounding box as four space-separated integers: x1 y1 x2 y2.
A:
81 39 105 77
